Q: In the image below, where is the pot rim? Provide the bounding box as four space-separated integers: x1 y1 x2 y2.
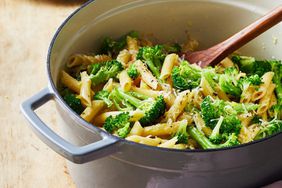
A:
46 0 282 154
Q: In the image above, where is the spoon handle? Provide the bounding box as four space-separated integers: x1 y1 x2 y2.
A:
209 5 282 66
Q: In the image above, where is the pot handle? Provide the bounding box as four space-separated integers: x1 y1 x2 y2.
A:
21 87 119 164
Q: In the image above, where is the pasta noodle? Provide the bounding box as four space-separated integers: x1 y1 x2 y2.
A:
160 53 179 80
134 60 159 90
79 71 92 106
119 70 132 92
117 49 131 67
252 72 274 101
80 100 104 122
164 90 190 122
143 120 188 137
67 54 111 68
61 70 81 93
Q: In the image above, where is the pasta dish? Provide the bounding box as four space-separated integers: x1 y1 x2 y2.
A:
60 31 282 150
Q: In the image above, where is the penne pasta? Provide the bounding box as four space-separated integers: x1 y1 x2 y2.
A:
164 90 190 122
94 110 145 125
134 60 159 90
252 72 274 101
257 83 275 115
79 71 93 107
160 53 179 80
143 120 188 137
117 49 131 67
61 70 81 93
126 135 163 146
128 121 144 136
80 100 104 122
67 54 111 68
119 70 132 92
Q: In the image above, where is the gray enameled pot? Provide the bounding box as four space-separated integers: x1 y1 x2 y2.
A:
21 0 282 187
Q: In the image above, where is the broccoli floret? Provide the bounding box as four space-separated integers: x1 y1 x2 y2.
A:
137 45 165 78
174 121 189 144
202 67 219 89
209 116 224 144
127 64 139 79
200 96 225 128
230 102 259 114
87 63 101 75
238 74 262 99
269 60 282 118
112 88 166 126
61 89 84 114
219 67 242 97
231 55 272 76
255 120 282 140
103 112 131 138
108 89 134 111
163 43 182 53
89 60 123 86
93 90 112 107
116 122 131 138
221 115 242 135
100 31 139 56
200 96 243 135
187 126 239 149
172 61 202 91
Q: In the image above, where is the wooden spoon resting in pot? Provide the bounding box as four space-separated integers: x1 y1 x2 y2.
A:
183 5 282 67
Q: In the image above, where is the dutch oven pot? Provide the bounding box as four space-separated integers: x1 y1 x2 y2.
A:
21 0 282 187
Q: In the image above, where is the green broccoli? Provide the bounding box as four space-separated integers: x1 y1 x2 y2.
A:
127 91 149 100
218 67 242 97
136 45 166 78
209 116 224 144
87 63 101 75
172 61 202 91
108 89 134 111
116 122 131 138
200 96 225 128
89 60 123 86
202 67 219 89
254 120 282 140
112 88 166 126
163 43 182 53
100 31 139 56
127 64 139 79
61 89 84 114
187 126 239 149
221 115 242 135
233 58 281 118
238 74 262 99
200 96 243 135
231 55 272 76
93 90 113 107
269 60 282 118
103 112 131 138
174 121 189 144
229 102 259 114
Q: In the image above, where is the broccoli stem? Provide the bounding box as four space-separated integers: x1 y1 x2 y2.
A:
210 116 224 138
187 127 215 149
115 89 142 107
128 91 149 100
146 59 160 78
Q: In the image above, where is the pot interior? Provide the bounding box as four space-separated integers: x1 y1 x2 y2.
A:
49 0 282 91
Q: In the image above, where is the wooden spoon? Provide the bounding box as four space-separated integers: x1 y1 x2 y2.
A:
183 5 282 67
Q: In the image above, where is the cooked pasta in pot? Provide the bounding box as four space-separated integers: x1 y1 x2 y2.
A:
60 31 282 150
